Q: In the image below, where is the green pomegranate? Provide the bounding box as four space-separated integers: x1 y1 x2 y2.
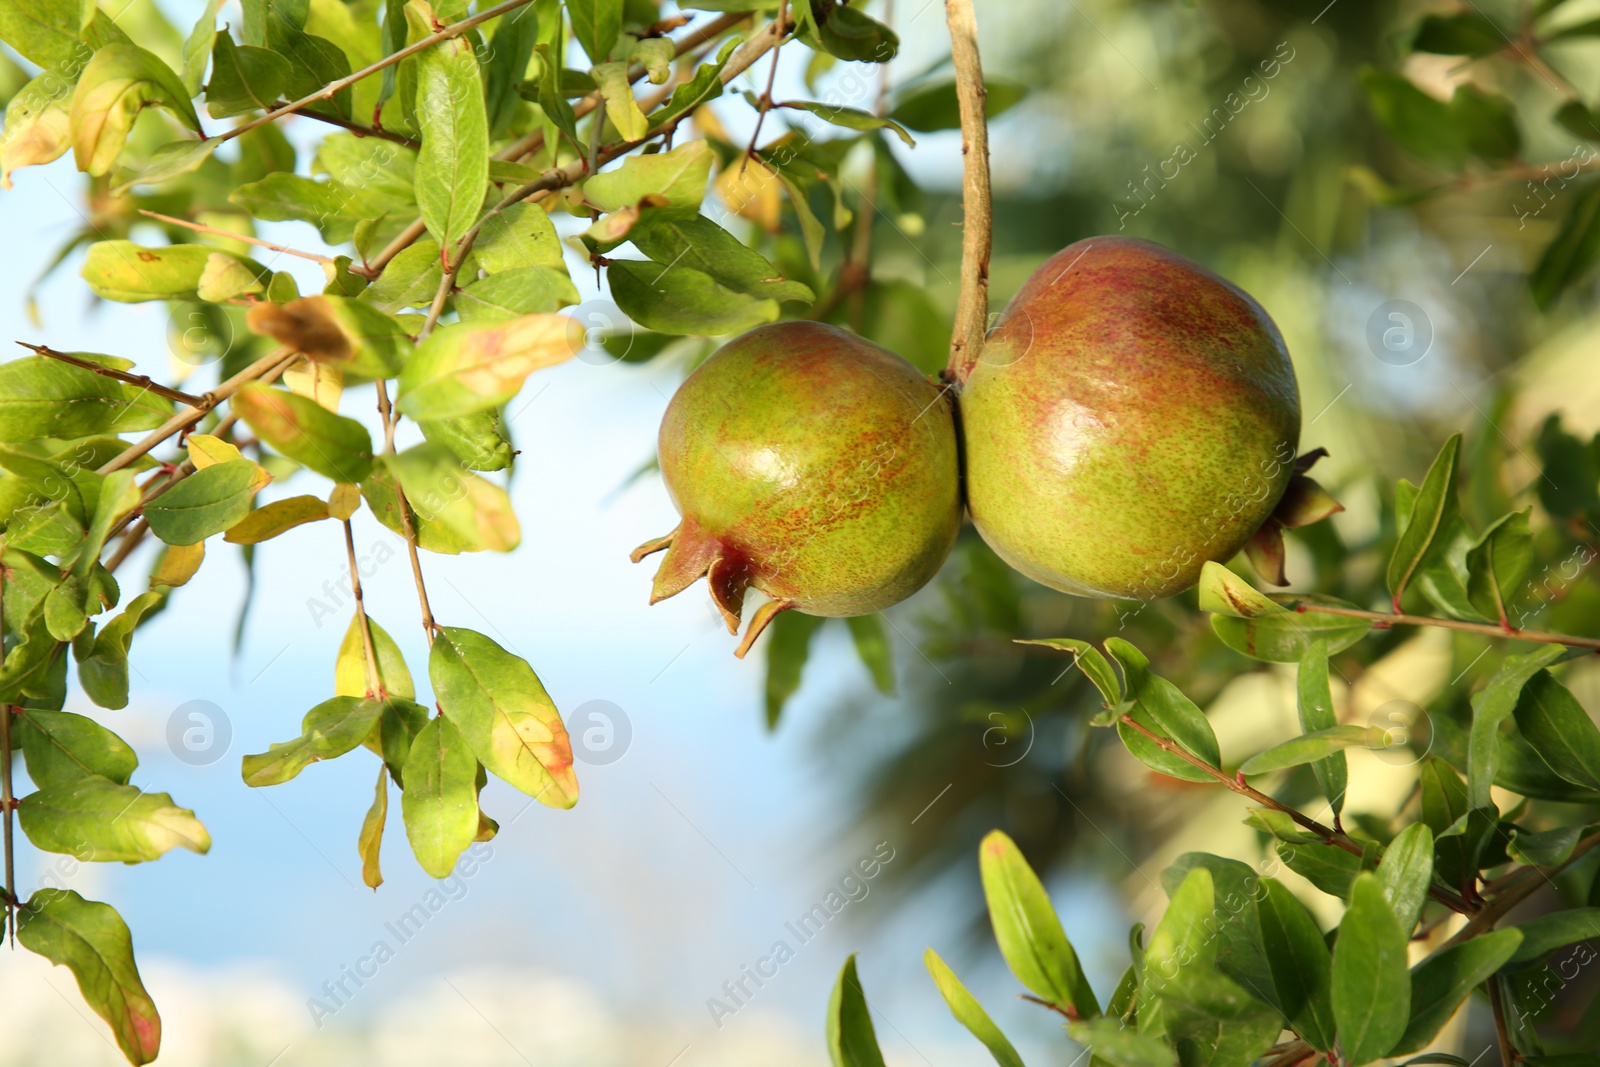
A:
633 321 961 656
959 236 1302 600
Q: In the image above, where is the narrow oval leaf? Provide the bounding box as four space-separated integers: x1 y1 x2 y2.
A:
1469 645 1572 808
17 889 161 1065
413 30 488 255
76 590 165 710
1331 873 1411 1065
1391 929 1523 1055
240 696 384 787
1387 434 1462 608
846 615 894 695
359 765 387 891
1297 640 1348 816
1140 866 1269 1020
16 707 138 790
1016 637 1122 708
69 43 201 175
0 354 171 439
431 626 577 808
1374 823 1434 936
1506 908 1600 966
1512 669 1600 791
923 948 1026 1067
1197 561 1282 618
400 715 479 879
223 494 330 544
1278 841 1365 901
1211 594 1372 663
384 443 520 553
231 383 375 483
143 459 261 546
335 612 414 701
826 954 886 1067
1465 508 1533 625
396 314 576 421
20 774 210 862
1107 638 1221 784
1239 725 1384 775
979 829 1100 1017
1259 879 1336 1052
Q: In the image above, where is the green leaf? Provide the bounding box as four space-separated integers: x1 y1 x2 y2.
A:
1139 866 1268 1020
335 611 414 701
384 442 520 553
456 267 580 323
1374 823 1434 936
779 99 915 146
474 201 565 272
631 216 814 304
430 625 577 808
413 28 488 255
647 35 734 131
1296 641 1348 816
1465 509 1534 627
1107 638 1220 785
798 1 897 63
240 696 384 786
1360 70 1517 170
1331 873 1411 1065
609 259 781 336
142 459 260 547
1411 12 1505 56
361 463 475 554
1506 907 1600 965
0 354 170 439
231 383 374 483
568 0 621 64
229 173 401 244
206 31 290 118
0 0 128 72
846 615 894 695
1507 824 1593 866
483 3 537 136
1068 1017 1174 1067
419 410 514 471
764 609 823 729
1512 669 1600 791
1388 434 1461 608
826 954 886 1067
923 948 1025 1067
397 314 575 420
1469 645 1572 808
266 16 351 119
75 589 163 710
17 889 160 1065
584 139 712 216
1259 879 1336 1052
20 774 210 862
81 241 239 303
1451 85 1520 164
1240 724 1385 775
1016 637 1122 709
16 707 137 790
180 0 223 95
1210 594 1372 663
888 75 1026 132
1277 840 1365 900
1555 99 1600 143
376 697 430 785
1197 561 1282 617
1392 930 1524 1054
980 828 1100 1017
399 714 478 879
359 765 386 890
361 239 443 312
68 43 200 176
1532 180 1600 310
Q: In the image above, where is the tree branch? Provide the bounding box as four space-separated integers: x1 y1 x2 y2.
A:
1289 600 1600 651
15 343 206 407
97 348 297 475
212 0 539 148
137 210 338 266
373 381 436 645
1117 713 1475 916
1443 827 1600 949
943 0 992 382
1488 976 1517 1067
265 102 421 149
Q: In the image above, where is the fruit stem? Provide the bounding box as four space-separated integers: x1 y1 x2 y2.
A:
1288 601 1600 651
942 0 992 383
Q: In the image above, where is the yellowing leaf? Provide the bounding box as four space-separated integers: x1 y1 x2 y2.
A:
150 541 204 588
282 358 344 411
2 74 72 189
396 314 576 421
69 44 201 176
186 434 270 493
717 155 782 233
196 252 264 302
327 482 361 520
223 495 331 544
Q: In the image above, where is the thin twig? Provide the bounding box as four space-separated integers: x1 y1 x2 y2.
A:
1443 828 1600 949
103 518 149 573
1290 600 1600 651
1261 1041 1314 1067
343 518 384 698
373 381 436 645
943 0 992 382
1488 977 1517 1067
1118 714 1475 915
137 210 338 265
212 0 540 148
263 102 421 149
97 347 296 475
15 343 206 407
742 1 787 158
